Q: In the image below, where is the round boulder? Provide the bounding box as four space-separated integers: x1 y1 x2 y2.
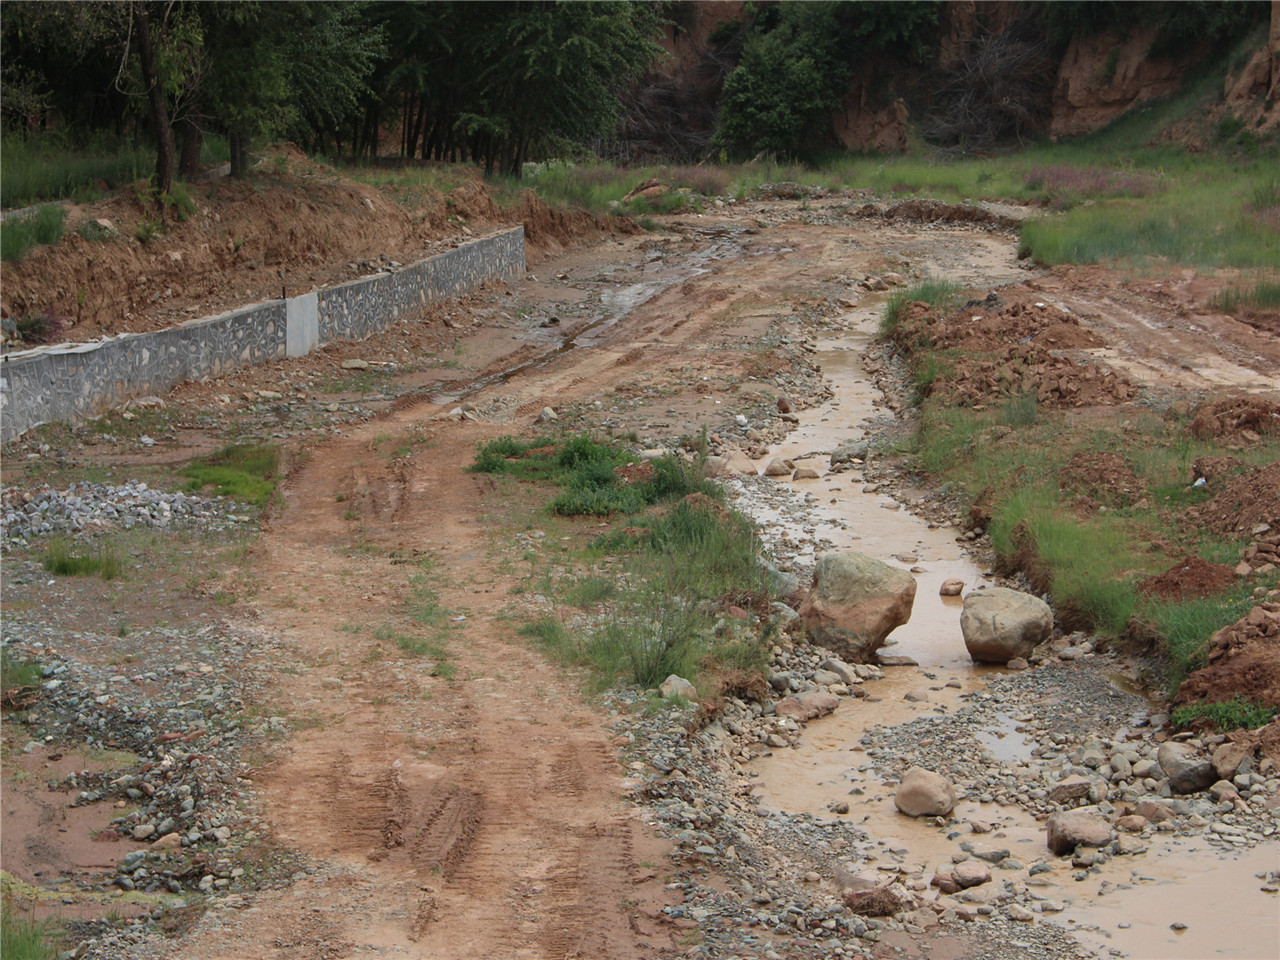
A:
894 766 956 818
960 587 1053 664
799 552 916 662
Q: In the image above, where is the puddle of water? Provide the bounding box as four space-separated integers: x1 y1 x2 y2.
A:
974 711 1036 764
1066 841 1280 960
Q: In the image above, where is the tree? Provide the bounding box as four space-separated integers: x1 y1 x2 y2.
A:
714 1 940 159
198 2 385 176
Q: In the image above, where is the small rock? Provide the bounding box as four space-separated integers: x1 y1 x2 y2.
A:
340 358 369 370
939 579 964 597
953 861 991 888
660 675 696 700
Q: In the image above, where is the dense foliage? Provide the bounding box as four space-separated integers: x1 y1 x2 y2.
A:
1 0 662 186
714 1 940 159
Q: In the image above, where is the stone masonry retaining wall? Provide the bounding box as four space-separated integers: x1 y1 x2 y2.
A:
0 227 524 441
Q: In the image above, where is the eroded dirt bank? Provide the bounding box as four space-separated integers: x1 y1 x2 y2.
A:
3 195 1279 960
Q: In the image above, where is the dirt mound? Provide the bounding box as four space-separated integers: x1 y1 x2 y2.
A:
676 491 732 522
1175 603 1280 711
0 152 612 346
928 343 1134 408
513 190 619 250
1189 396 1280 442
1057 450 1146 506
905 299 1105 353
1186 459 1280 536
889 296 1130 408
850 198 1019 230
615 461 656 484
1192 455 1247 484
1137 555 1238 601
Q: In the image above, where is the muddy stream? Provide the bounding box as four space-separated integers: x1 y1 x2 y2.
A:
737 303 1279 959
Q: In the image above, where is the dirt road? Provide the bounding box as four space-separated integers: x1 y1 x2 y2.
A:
6 198 1277 959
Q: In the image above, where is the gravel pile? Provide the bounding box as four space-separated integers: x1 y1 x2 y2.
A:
1 480 252 546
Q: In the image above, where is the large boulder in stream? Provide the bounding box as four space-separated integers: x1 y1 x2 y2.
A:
960 587 1053 664
798 551 916 662
894 767 957 817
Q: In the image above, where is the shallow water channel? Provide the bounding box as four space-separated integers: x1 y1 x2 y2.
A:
738 306 1280 960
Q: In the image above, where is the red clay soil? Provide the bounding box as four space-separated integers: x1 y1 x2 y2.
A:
1191 455 1248 484
848 198 1022 229
890 297 1133 408
1189 396 1280 442
899 298 1107 354
0 147 613 345
1186 459 1280 536
931 344 1134 408
1057 450 1146 506
1137 555 1238 601
1175 603 1280 714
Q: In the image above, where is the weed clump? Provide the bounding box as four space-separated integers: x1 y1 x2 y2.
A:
880 278 963 336
41 536 123 580
1 648 44 711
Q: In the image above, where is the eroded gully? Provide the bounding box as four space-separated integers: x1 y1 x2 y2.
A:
730 300 1279 960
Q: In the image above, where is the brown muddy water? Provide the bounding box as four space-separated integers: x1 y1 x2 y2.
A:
741 306 1280 960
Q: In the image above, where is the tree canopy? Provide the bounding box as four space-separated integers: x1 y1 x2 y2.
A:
714 1 940 160
1 0 663 185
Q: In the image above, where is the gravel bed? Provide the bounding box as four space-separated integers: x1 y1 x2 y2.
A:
2 480 253 547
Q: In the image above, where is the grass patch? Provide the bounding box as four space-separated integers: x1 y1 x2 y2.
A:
0 205 66 263
0 132 165 207
471 434 712 517
552 497 773 691
987 483 1138 633
372 622 450 673
1171 695 1278 732
1017 157 1279 269
1140 581 1260 692
0 902 56 960
487 434 775 695
40 536 123 580
880 278 963 336
1213 281 1280 313
180 443 279 508
564 576 616 607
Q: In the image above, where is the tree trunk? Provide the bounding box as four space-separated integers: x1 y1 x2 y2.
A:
178 113 203 180
133 2 175 198
229 130 249 179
